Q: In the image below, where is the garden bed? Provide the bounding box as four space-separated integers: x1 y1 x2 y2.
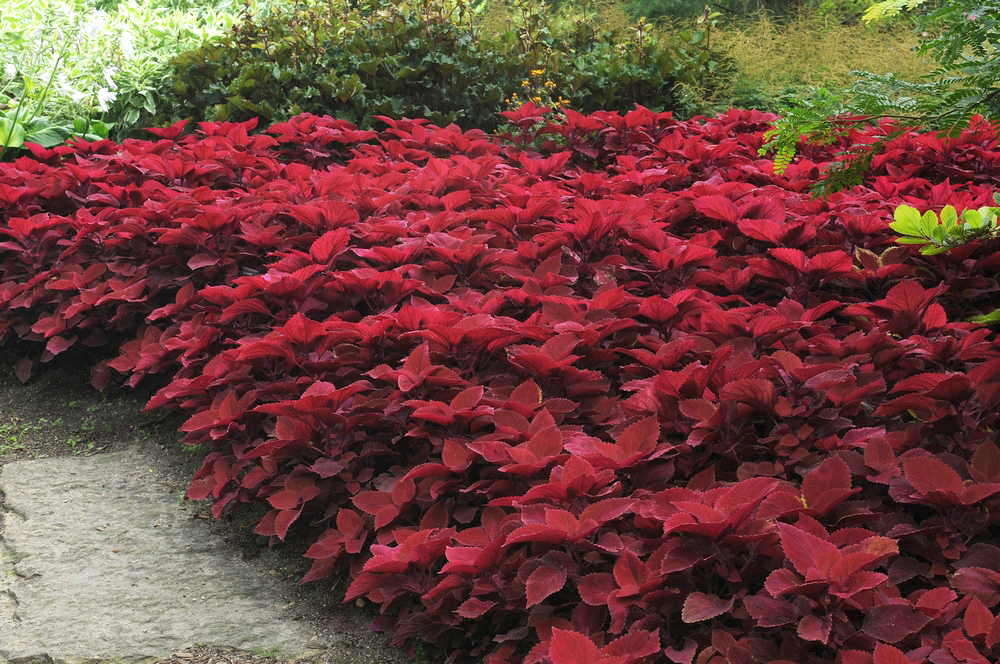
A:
2 106 1000 663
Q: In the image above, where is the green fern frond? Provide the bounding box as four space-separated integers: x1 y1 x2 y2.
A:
862 0 928 22
810 129 906 198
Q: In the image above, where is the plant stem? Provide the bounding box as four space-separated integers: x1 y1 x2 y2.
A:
24 41 71 128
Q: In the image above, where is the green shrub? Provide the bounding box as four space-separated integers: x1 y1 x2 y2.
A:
0 0 303 152
625 0 803 21
147 0 700 133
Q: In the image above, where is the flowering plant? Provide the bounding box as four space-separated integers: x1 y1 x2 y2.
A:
0 0 299 149
504 68 570 112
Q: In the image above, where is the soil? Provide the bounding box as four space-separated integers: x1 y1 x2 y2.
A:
0 344 431 664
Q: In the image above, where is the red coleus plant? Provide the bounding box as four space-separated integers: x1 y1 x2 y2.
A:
5 108 1000 663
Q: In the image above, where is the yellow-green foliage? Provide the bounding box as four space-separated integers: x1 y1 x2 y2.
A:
863 0 928 21
476 0 637 40
710 11 935 91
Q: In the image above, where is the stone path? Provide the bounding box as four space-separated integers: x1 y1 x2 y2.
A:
0 450 316 663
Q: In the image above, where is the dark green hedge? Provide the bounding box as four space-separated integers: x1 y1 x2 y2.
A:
139 0 702 133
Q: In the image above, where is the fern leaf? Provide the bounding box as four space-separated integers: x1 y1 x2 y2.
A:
863 0 928 22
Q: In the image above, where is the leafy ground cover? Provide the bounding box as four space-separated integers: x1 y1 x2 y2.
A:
4 107 1000 663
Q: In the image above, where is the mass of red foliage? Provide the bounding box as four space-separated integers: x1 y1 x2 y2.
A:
4 105 1000 664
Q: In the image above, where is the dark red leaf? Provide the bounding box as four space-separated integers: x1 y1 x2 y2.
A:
526 565 568 607
883 281 926 316
681 592 734 623
14 358 31 384
861 603 931 643
903 457 965 496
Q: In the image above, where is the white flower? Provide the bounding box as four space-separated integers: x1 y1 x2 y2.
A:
102 67 118 91
119 33 135 60
81 13 107 40
2 63 15 81
96 86 117 112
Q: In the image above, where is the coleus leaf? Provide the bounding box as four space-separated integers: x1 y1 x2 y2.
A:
681 592 734 623
862 604 931 643
526 565 568 607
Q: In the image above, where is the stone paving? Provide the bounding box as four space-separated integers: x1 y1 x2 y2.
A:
0 449 315 663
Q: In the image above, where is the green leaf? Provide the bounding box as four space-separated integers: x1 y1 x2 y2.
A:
929 223 948 244
890 205 925 237
964 208 984 230
24 126 70 148
89 121 110 139
920 209 941 237
967 309 1000 325
0 118 26 149
940 205 957 226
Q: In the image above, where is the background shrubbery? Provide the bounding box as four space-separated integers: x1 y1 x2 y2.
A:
141 0 691 133
0 0 944 152
0 0 300 153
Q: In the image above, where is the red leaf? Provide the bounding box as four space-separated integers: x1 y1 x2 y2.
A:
90 361 111 391
744 595 798 627
952 566 1000 606
612 550 648 595
456 597 496 619
883 281 926 316
310 228 350 263
903 456 965 496
862 603 931 642
267 488 300 510
274 508 301 540
577 573 616 606
615 416 659 457
872 642 910 664
579 498 634 527
770 247 808 272
352 490 392 515
14 358 31 384
922 302 948 330
45 335 77 356
187 253 219 270
549 628 600 664
681 592 734 623
718 379 777 412
144 118 188 139
801 455 851 504
778 523 841 577
740 196 785 222
965 596 994 637
663 640 698 664
526 565 567 607
925 375 975 403
601 629 660 659
797 614 832 644
972 441 1000 482
693 195 739 223
890 372 953 394
678 398 717 421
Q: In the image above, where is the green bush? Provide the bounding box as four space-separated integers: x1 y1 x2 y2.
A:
625 0 803 21
0 0 302 153
146 0 701 133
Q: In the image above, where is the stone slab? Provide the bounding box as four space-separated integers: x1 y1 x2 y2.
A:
0 450 315 663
